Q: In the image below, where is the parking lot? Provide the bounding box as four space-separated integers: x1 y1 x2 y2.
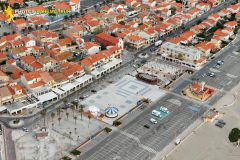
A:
80 93 208 160
123 94 207 151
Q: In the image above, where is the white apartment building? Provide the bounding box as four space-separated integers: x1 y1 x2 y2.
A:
159 42 204 69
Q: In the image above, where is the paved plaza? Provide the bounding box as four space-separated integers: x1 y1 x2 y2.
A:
81 75 166 124
13 108 106 160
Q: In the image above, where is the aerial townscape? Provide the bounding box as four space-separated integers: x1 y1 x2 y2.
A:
0 0 240 159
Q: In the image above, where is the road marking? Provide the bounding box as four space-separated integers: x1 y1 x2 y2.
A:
120 131 158 154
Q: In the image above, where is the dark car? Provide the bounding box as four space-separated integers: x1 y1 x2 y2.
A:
218 119 226 125
144 124 150 129
79 96 85 100
91 89 97 93
215 122 224 128
207 72 216 78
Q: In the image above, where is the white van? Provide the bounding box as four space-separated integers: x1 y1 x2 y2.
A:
152 110 161 117
150 118 157 124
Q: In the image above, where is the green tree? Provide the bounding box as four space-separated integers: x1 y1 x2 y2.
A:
74 116 77 124
13 3 20 9
66 112 69 120
87 114 92 128
79 105 84 120
58 117 62 125
229 128 240 146
93 26 104 35
51 112 55 122
170 6 176 15
63 98 68 107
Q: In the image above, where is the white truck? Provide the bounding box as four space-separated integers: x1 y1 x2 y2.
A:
154 40 162 47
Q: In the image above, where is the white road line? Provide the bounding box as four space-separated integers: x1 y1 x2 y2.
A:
120 131 158 154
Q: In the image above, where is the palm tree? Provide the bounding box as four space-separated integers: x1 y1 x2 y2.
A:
58 117 61 125
79 105 84 120
74 116 77 124
57 107 61 117
41 109 47 131
51 112 55 122
63 98 68 107
71 105 76 117
66 112 69 120
88 114 92 128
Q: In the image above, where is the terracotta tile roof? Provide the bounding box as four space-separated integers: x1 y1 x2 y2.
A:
187 8 200 15
0 52 7 60
214 30 229 36
29 16 49 25
0 13 7 22
181 31 196 39
86 20 101 27
50 72 68 83
225 21 238 27
85 42 100 50
54 2 71 10
29 81 46 89
14 18 27 25
8 0 24 5
59 38 72 46
70 0 80 4
127 35 144 42
12 40 24 46
10 46 27 55
62 62 83 77
23 71 41 81
6 59 16 65
54 51 72 61
95 32 119 44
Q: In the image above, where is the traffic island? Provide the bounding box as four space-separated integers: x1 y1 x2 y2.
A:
183 82 215 101
9 118 24 128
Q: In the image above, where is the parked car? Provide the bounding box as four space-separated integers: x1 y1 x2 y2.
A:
79 96 85 100
215 122 224 128
217 60 224 65
207 72 216 78
144 124 150 129
91 89 97 93
175 138 181 145
150 118 157 124
218 119 226 125
22 127 29 132
213 64 221 69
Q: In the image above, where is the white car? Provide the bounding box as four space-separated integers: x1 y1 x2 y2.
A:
175 138 181 145
150 118 157 124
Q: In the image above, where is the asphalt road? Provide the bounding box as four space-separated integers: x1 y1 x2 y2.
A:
2 126 16 160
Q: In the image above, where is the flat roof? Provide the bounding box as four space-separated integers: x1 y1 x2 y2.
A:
60 83 75 91
75 74 93 84
38 91 58 103
162 42 202 57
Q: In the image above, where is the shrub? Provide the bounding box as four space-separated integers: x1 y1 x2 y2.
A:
70 149 81 156
113 120 122 126
62 156 71 160
105 127 112 133
13 118 20 124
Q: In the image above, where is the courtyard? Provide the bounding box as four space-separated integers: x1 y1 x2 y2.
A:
81 75 166 124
